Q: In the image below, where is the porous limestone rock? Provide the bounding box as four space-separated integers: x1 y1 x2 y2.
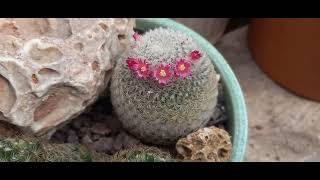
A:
176 126 232 162
0 18 135 135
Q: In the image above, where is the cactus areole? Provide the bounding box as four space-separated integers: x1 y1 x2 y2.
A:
111 27 220 145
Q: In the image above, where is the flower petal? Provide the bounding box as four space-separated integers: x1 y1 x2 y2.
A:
189 50 202 61
133 32 141 41
175 59 192 78
126 57 138 70
153 63 173 85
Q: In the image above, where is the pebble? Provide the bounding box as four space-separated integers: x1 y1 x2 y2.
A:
81 134 93 146
51 132 66 143
89 137 114 154
71 118 85 130
113 131 139 151
67 130 79 144
91 123 112 136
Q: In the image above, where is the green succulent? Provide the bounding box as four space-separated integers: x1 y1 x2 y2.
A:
0 137 110 162
111 145 174 162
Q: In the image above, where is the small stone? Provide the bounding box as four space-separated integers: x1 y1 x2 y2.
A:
91 123 112 136
82 120 92 128
105 116 122 134
91 134 101 141
113 131 139 151
67 130 79 144
176 126 232 162
58 125 71 134
78 127 91 138
80 127 90 134
89 137 114 153
113 133 124 151
51 131 66 143
81 134 93 146
71 117 86 129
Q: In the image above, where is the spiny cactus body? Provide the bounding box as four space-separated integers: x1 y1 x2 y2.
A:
111 145 174 162
0 137 110 162
111 27 220 145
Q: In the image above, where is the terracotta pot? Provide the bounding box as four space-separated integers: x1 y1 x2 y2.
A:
248 18 320 101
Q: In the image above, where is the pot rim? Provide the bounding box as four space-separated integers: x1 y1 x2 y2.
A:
136 18 248 162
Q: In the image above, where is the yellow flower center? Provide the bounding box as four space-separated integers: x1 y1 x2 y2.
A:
160 69 167 77
140 66 147 72
179 64 186 71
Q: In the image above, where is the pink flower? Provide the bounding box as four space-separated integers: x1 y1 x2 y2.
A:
133 32 141 41
175 59 192 78
126 57 139 70
135 59 150 79
153 63 173 85
189 50 202 61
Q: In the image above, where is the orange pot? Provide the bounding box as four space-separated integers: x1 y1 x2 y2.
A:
248 18 320 101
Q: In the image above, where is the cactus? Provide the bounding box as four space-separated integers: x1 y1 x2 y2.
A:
111 27 220 145
0 137 110 162
111 145 174 162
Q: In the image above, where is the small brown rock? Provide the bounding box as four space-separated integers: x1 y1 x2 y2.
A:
106 116 122 134
80 127 90 134
71 118 85 130
67 130 79 144
89 137 114 154
81 134 93 146
113 131 140 151
176 126 232 162
91 123 112 136
91 134 101 141
51 131 66 143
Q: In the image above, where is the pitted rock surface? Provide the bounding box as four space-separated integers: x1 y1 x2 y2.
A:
0 18 135 135
176 126 232 162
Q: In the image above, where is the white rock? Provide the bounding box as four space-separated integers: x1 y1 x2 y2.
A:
0 18 135 135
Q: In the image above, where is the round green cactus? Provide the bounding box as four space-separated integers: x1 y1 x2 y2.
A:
111 145 174 162
111 27 220 145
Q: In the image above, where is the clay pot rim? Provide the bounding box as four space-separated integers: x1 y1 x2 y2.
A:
136 18 248 162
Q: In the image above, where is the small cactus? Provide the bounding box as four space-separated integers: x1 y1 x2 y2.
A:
111 27 220 145
0 137 110 162
111 145 174 162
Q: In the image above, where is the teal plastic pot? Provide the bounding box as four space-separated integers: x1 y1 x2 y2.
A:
136 18 248 162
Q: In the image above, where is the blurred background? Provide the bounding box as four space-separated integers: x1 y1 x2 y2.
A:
174 18 320 162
